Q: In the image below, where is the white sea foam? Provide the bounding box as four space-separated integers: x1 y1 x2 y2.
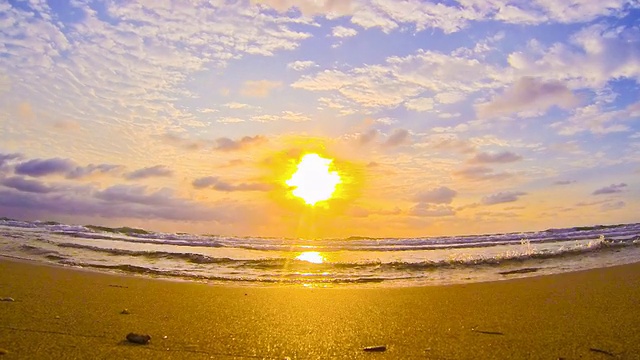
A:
1 220 639 287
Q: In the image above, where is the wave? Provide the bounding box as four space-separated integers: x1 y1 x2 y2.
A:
53 242 230 264
19 244 69 261
4 219 640 253
35 235 640 272
57 260 391 284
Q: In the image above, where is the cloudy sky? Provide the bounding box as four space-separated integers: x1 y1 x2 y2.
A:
0 0 639 238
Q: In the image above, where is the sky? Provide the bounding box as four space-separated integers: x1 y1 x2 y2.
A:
0 0 639 238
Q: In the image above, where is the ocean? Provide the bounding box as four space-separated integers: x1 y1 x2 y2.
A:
1 218 639 287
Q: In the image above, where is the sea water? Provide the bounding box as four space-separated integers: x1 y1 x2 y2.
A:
1 219 639 287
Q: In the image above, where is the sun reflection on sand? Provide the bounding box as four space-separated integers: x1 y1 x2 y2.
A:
295 251 324 264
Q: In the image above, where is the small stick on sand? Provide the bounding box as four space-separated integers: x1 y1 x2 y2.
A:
471 326 504 335
363 345 387 352
589 348 615 357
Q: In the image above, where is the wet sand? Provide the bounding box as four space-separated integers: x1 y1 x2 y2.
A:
1 258 640 359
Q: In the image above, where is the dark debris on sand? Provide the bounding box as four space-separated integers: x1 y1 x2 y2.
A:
126 333 151 345
498 267 541 275
363 345 387 352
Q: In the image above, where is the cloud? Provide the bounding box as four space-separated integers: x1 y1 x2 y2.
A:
287 60 318 71
435 92 465 104
66 164 121 179
453 166 513 181
124 165 173 180
481 191 527 205
224 102 252 109
0 184 231 222
384 129 410 147
409 203 455 217
468 151 523 164
601 201 625 211
0 152 23 168
554 180 576 185
414 186 457 204
331 25 357 38
404 97 434 112
280 111 311 122
476 77 579 118
251 0 354 16
256 0 632 37
15 158 75 177
358 129 379 145
428 136 476 154
160 133 209 151
95 185 174 206
192 176 272 192
217 117 246 124
0 176 54 194
215 135 267 152
240 80 283 98
592 183 627 195
192 177 219 189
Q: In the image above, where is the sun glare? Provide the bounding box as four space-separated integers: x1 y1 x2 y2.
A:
295 251 324 264
286 153 341 205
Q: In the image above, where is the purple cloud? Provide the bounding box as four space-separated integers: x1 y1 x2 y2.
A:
481 191 527 205
125 165 173 180
0 152 23 167
0 187 231 222
414 186 457 204
160 133 210 151
383 129 410 147
193 176 219 189
469 151 522 164
454 166 513 181
95 185 175 206
15 158 75 177
359 129 379 145
592 183 627 195
67 164 121 179
601 201 625 211
215 135 267 152
430 138 475 154
1 176 53 193
477 77 579 118
192 176 272 192
554 180 576 185
409 203 455 217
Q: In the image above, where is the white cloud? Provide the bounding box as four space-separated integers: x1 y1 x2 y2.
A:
506 24 640 89
287 60 318 71
217 117 246 124
224 102 253 109
252 111 311 122
435 92 465 104
331 25 358 38
404 97 435 112
256 0 635 34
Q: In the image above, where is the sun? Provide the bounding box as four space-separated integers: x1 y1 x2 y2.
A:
286 153 341 206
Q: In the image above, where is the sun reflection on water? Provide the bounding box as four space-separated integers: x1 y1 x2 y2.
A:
295 251 324 264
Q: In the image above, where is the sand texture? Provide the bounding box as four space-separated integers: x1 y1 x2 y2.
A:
1 258 640 359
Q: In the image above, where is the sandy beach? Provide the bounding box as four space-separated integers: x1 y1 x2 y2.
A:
1 259 640 359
